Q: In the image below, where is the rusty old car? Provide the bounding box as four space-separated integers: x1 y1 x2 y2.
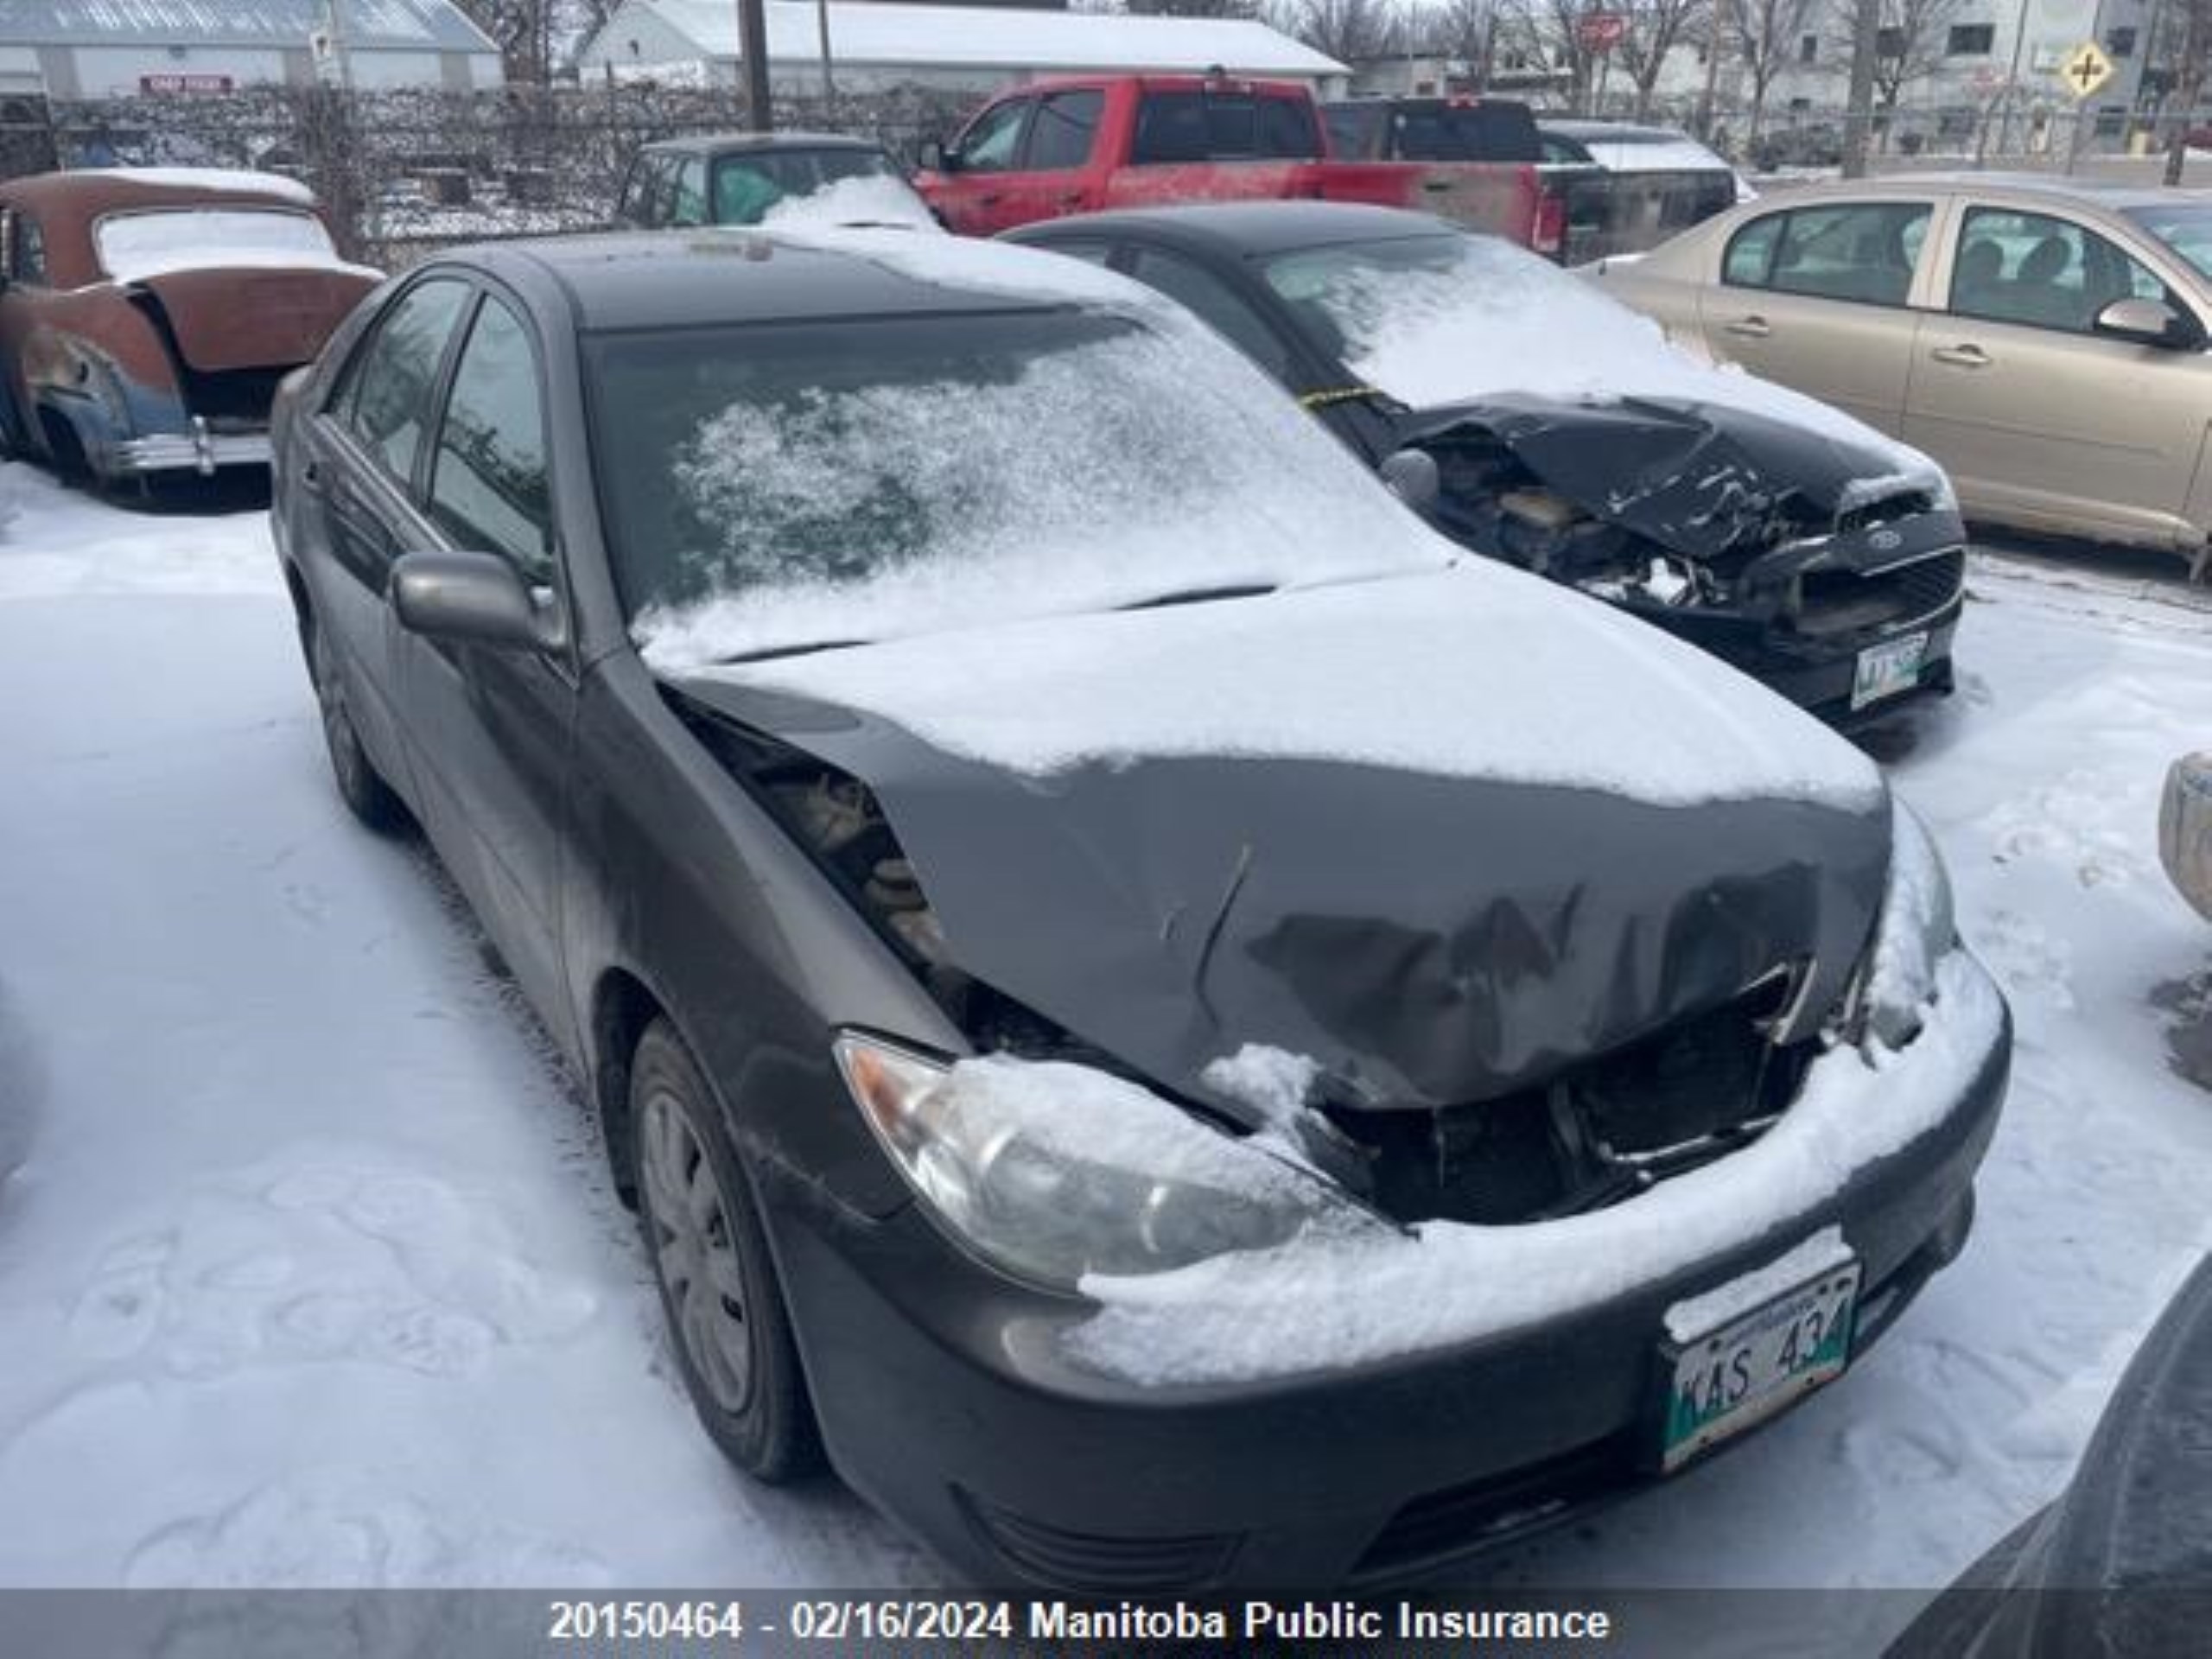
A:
0 168 380 489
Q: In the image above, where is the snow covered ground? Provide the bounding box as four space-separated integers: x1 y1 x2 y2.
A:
1 461 2208 1643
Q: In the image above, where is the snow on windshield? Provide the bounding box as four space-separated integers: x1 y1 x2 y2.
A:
1272 233 1950 503
758 173 938 232
626 261 1445 667
94 209 378 283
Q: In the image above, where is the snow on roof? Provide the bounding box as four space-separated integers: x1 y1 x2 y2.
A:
0 0 496 54
598 0 1347 78
75 167 315 204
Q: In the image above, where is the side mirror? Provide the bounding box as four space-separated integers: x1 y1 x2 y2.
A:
1379 448 1441 512
2094 296 2202 350
391 550 562 652
918 138 955 174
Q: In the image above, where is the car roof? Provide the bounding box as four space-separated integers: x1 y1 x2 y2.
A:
459 229 1091 333
637 131 884 159
1541 121 1684 141
1759 171 2211 213
1007 200 1455 257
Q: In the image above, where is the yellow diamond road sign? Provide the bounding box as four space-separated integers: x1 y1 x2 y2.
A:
2058 41 2114 100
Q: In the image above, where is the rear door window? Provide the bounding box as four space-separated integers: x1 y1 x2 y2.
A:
340 277 473 488
1134 92 1322 163
1726 201 1931 307
668 156 708 227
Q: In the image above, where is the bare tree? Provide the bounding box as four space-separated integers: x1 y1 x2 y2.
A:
453 0 556 85
2158 0 2212 182
1502 0 1616 112
1271 0 1407 62
1129 0 1263 16
1726 0 1818 137
1824 0 1959 144
1409 0 1497 59
1618 0 1711 119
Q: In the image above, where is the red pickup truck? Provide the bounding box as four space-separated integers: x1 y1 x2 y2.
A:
916 74 1565 257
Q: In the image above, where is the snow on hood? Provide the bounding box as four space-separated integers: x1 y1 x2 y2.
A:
707 567 1882 811
75 167 316 205
1273 232 1953 510
1058 947 2005 1385
759 173 941 232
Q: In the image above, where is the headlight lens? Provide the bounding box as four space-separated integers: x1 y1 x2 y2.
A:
1859 798 1958 1049
833 1033 1376 1290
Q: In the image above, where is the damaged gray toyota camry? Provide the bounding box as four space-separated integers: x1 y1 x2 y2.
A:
269 228 2011 1590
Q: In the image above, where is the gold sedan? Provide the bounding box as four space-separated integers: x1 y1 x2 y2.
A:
1592 174 2212 577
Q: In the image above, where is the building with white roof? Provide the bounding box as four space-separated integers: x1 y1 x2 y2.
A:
0 1 503 99
577 0 1350 97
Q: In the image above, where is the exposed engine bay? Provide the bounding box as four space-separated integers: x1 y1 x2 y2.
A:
1395 392 1964 637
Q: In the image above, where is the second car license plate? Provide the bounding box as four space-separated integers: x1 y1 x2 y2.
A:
1658 1258 1860 1471
1853 631 1928 709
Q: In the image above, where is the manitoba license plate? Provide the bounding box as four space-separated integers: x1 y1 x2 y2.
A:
1852 631 1928 710
1658 1259 1861 1471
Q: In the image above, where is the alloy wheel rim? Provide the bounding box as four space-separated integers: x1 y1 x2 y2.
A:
640 1088 755 1414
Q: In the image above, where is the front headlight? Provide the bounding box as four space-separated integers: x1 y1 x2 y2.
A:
1858 798 1958 1049
833 1033 1377 1291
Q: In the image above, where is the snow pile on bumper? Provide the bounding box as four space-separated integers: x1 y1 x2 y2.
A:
1063 948 2006 1385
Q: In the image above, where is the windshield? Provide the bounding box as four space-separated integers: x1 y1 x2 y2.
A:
590 308 1445 666
2125 204 2212 283
94 207 338 281
710 149 910 224
1262 232 1662 406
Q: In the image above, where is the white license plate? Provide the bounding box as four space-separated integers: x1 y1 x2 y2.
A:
1658 1260 1861 1471
1853 631 1928 709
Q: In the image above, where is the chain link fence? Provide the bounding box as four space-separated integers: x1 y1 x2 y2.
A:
13 82 976 269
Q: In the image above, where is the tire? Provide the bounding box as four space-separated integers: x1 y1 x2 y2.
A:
306 616 405 831
631 1017 822 1483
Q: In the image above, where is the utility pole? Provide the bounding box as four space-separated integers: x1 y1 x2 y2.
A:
736 0 772 132
1979 0 2033 164
1840 0 1879 176
1699 2 1726 141
2166 0 2209 183
816 0 836 103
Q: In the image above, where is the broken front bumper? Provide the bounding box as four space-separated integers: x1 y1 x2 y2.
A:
113 417 272 476
761 953 2011 1591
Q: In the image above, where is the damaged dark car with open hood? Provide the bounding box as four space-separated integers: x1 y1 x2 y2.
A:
270 227 2010 1589
1009 202 1967 725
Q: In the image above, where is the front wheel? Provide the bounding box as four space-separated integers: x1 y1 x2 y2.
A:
307 616 404 830
632 1018 822 1483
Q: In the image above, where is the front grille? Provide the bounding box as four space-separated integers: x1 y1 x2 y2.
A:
961 1491 1241 1591
1328 978 1811 1227
1796 549 1964 639
1351 1436 1632 1581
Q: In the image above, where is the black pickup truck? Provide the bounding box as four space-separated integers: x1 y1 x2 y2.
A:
1324 98 1736 264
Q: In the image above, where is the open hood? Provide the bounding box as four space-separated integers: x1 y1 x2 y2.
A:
671 570 1891 1115
1395 391 1952 567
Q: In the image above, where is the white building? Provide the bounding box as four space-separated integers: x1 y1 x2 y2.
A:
0 1 504 99
577 0 1349 96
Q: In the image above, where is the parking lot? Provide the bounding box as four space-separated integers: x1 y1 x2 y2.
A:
1 458 2206 1643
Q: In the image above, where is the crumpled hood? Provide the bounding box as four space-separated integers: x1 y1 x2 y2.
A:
672 569 1891 1116
1396 391 1949 564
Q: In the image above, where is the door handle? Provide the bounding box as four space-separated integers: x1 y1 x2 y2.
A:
1931 343 1992 368
1052 192 1084 209
976 192 1003 207
1723 315 1771 339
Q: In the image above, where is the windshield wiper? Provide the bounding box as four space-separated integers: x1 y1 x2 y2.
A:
1119 583 1277 611
715 639 864 665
